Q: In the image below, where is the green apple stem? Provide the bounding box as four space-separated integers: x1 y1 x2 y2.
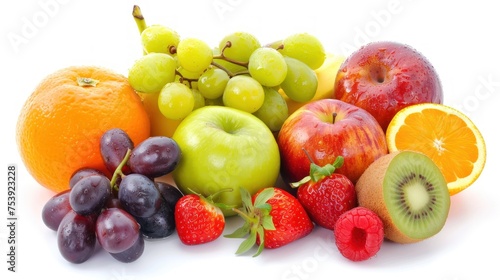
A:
132 5 147 34
110 148 132 192
207 188 236 210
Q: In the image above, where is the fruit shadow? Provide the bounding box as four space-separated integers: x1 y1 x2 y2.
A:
365 193 482 268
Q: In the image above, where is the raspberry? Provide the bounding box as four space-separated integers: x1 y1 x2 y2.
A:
333 207 384 261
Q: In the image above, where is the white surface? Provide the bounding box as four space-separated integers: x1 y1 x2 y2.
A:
1 1 499 279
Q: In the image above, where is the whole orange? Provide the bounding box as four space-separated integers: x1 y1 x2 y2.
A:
16 66 151 193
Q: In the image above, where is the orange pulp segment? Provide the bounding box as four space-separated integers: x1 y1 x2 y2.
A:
386 103 486 195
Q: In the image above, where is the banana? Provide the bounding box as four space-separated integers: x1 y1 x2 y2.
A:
280 53 346 115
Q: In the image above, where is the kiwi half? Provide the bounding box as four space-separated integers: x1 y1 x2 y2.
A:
356 151 450 243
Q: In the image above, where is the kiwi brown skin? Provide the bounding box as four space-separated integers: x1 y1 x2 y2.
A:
355 151 449 244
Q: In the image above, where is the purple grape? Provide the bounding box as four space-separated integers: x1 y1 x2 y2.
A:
109 234 144 263
69 174 111 216
135 200 175 239
69 168 106 188
42 189 72 231
118 174 162 218
106 197 122 209
96 208 140 254
100 128 134 173
128 136 181 178
57 210 96 264
156 182 183 210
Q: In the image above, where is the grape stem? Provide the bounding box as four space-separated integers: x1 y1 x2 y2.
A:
175 70 198 88
210 41 251 78
264 40 285 50
210 61 249 78
214 42 249 68
213 55 248 68
110 148 132 192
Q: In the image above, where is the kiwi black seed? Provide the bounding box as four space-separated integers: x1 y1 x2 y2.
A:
355 150 450 244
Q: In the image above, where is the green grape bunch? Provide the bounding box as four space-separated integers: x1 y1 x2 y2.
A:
128 5 326 132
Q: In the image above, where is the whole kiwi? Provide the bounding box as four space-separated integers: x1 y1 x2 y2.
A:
355 151 450 243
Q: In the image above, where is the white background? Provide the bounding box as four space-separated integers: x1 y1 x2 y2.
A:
1 1 499 279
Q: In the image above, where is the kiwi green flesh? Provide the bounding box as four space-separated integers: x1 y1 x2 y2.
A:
383 151 450 240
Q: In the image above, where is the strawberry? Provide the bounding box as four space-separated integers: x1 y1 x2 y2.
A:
227 187 314 256
174 190 231 245
291 153 357 230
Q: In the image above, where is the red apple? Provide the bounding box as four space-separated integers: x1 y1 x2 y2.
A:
333 41 443 131
277 99 387 185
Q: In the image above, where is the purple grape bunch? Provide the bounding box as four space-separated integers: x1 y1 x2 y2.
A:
41 128 183 264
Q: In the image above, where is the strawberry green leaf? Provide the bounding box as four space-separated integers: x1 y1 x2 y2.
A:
290 176 312 188
214 202 236 210
253 226 265 257
261 215 275 231
310 162 333 182
229 187 279 257
292 155 345 186
235 231 257 255
225 224 250 238
254 188 275 208
255 202 271 212
240 187 253 212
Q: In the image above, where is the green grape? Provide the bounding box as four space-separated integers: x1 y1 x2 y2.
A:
223 75 264 113
128 53 176 93
198 67 230 99
219 32 260 63
158 82 195 120
176 38 213 73
280 57 318 103
253 87 289 132
191 88 206 110
141 24 180 55
248 47 287 87
205 96 224 106
279 33 326 70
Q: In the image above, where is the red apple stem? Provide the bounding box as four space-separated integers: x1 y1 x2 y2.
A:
302 147 315 164
332 112 337 124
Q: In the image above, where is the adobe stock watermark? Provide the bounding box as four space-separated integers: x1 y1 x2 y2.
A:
339 0 412 56
212 0 244 21
442 277 461 280
451 74 499 116
281 234 338 280
7 0 71 54
110 268 137 280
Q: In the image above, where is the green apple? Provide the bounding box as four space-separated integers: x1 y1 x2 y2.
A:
172 106 281 216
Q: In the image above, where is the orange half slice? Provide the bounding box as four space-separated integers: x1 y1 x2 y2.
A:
386 103 486 195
